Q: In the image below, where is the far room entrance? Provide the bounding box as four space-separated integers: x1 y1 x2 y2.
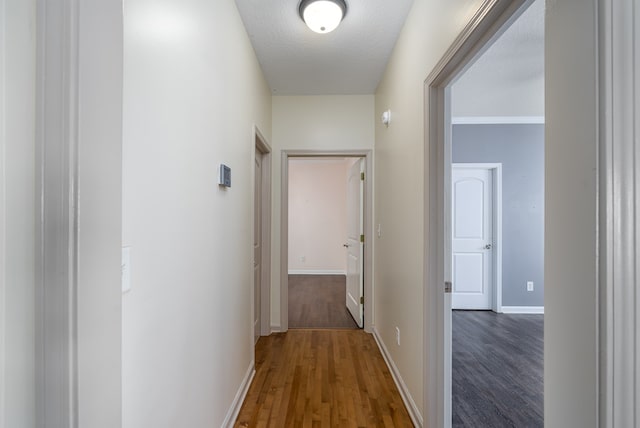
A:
288 157 363 329
280 151 373 331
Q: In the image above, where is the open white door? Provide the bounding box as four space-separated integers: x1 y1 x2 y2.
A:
346 159 364 328
451 166 494 310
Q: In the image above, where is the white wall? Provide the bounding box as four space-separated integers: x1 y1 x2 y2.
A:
374 0 485 419
271 95 375 328
122 0 271 426
288 159 349 274
1 0 36 426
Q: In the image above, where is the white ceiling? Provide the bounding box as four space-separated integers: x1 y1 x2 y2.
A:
451 0 545 117
235 0 414 95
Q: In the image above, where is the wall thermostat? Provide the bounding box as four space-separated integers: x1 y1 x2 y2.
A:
219 164 231 187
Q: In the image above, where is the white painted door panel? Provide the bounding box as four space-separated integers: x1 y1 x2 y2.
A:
452 167 493 309
346 159 364 327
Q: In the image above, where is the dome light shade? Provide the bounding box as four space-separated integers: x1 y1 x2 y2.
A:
299 0 347 34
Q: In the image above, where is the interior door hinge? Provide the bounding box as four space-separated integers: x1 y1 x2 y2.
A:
361 172 365 181
360 234 364 243
360 296 364 304
445 281 452 293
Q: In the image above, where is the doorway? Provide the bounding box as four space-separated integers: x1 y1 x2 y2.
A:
286 157 363 329
280 150 373 332
424 0 541 426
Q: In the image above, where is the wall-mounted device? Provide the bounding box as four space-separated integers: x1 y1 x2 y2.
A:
219 164 231 187
381 109 391 127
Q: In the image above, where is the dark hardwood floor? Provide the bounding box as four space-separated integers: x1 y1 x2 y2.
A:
288 274 359 329
235 329 413 427
453 310 544 427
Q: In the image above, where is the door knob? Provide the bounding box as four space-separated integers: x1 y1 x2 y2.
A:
484 244 492 250
343 243 350 248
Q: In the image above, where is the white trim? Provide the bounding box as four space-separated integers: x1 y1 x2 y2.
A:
424 1 531 427
270 324 282 334
452 163 503 313
372 328 423 427
37 2 123 425
0 0 6 423
35 1 80 424
254 126 272 338
221 363 255 428
598 0 639 425
288 269 347 275
500 306 544 314
281 150 374 333
451 115 545 124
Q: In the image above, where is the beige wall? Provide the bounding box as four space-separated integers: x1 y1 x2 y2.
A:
121 0 271 426
271 95 375 328
374 0 485 419
288 159 350 274
1 1 36 426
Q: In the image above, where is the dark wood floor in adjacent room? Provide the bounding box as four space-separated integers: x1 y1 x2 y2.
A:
234 329 413 427
288 274 359 329
452 310 544 427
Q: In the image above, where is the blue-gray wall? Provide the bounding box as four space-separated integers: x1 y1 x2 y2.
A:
452 124 544 307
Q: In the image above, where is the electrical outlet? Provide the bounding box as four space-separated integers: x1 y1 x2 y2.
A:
527 281 534 292
300 255 305 262
395 327 400 346
377 224 382 238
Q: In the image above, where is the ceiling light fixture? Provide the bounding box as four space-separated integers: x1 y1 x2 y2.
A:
299 0 347 34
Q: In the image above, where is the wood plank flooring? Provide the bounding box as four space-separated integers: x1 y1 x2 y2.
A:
235 329 413 427
289 275 359 329
452 310 543 427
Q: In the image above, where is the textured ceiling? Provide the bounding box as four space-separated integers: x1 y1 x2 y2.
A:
235 0 414 95
451 0 545 117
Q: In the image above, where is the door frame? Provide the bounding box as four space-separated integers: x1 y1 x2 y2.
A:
0 0 6 420
34 1 124 425
254 126 272 338
280 150 373 333
451 163 503 312
423 0 531 426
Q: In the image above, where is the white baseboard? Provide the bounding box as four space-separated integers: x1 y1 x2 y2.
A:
500 306 544 314
270 324 282 334
372 327 423 427
221 362 255 427
288 269 346 275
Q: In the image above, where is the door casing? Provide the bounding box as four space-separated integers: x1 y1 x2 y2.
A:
254 126 272 338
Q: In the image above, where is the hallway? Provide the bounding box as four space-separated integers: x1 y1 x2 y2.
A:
3 0 625 426
235 330 413 427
